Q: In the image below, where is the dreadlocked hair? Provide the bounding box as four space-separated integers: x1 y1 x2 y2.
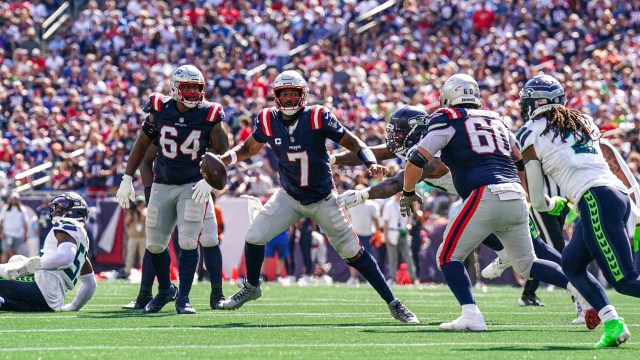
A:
539 107 598 145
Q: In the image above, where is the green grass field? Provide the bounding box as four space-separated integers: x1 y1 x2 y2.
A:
1 282 639 359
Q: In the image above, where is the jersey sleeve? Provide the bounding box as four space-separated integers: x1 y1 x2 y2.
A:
515 123 537 153
143 92 165 114
317 107 346 143
203 102 225 124
251 108 272 143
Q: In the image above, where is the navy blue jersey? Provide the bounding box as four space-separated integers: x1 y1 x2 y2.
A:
425 107 519 199
252 106 346 205
146 92 224 185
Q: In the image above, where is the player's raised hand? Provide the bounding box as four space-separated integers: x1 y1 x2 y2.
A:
367 164 388 176
116 174 136 209
400 189 423 217
337 189 367 208
192 179 213 204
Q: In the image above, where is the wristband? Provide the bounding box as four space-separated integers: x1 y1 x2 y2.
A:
402 189 416 197
227 150 238 165
357 147 376 167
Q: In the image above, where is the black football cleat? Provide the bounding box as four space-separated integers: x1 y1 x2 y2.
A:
210 289 226 310
176 296 197 315
518 294 545 306
143 284 178 313
122 295 153 310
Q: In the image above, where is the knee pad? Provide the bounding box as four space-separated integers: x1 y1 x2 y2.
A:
245 227 267 245
146 244 165 254
199 232 219 247
511 256 535 279
8 255 28 263
178 236 198 251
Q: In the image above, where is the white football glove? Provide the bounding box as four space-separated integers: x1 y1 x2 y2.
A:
329 154 336 165
337 188 370 208
116 174 136 209
192 179 213 204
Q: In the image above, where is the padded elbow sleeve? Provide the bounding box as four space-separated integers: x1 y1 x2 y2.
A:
408 149 428 168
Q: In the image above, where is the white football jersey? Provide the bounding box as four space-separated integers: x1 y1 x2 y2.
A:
516 115 626 203
35 218 89 310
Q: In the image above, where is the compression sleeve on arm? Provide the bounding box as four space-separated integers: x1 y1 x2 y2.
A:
40 242 77 270
525 159 550 212
67 273 97 311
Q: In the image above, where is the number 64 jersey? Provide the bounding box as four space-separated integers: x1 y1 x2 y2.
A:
35 218 88 310
418 107 521 200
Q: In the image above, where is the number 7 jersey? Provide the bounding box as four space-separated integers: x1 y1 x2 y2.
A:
423 107 520 199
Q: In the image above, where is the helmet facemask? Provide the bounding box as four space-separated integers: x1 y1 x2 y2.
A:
274 86 306 115
173 81 205 108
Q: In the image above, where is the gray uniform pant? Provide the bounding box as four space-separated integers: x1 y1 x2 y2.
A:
146 182 218 253
245 189 362 259
437 185 536 278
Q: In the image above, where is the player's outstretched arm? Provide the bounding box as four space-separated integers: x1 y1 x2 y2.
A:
337 130 387 176
600 141 638 202
60 259 96 311
331 144 395 166
208 122 230 155
219 135 265 166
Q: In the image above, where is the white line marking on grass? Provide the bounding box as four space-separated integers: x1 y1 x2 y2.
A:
0 342 611 352
2 323 640 333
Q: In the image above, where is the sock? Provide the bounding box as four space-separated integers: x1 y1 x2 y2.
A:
202 245 223 288
245 243 265 287
529 259 569 289
148 249 171 291
599 305 618 323
139 250 159 297
441 261 475 305
0 296 4 307
178 248 199 298
496 249 508 262
461 303 480 315
567 282 593 310
482 234 504 252
522 279 540 297
348 250 395 304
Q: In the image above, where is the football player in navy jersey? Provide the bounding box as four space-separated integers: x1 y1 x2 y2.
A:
214 70 418 323
116 65 229 314
121 143 226 311
400 74 580 330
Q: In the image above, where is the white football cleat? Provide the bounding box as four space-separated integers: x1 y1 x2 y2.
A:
297 275 312 287
481 257 511 279
222 281 262 310
440 312 487 331
388 299 419 324
2 257 42 279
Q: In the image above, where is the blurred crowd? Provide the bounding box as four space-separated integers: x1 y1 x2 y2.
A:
0 0 638 210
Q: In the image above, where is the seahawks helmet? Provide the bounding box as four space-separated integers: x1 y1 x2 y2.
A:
169 65 205 108
385 106 429 158
49 192 89 223
440 74 481 108
519 75 566 122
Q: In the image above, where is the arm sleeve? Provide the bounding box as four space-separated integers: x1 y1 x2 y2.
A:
417 127 456 155
40 242 77 270
321 109 347 143
66 272 97 311
525 159 550 212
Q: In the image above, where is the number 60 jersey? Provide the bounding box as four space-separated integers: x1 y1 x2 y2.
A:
420 107 520 199
35 218 88 310
146 92 224 185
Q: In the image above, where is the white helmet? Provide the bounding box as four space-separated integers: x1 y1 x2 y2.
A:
170 65 205 108
272 70 308 115
440 74 481 108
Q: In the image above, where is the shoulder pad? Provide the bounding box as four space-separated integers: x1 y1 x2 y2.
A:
143 92 171 113
515 123 535 151
53 219 79 233
432 107 465 120
257 107 276 137
202 102 225 123
309 105 324 130
426 109 454 132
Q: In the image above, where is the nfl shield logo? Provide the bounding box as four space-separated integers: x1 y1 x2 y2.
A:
179 118 184 123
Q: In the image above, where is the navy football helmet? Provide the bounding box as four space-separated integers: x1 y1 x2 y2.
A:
49 192 89 223
385 106 429 157
519 75 566 122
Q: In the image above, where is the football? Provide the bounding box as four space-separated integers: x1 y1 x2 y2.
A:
200 153 227 190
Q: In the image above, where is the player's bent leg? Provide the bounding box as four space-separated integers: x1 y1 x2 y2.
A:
480 234 511 279
0 276 52 312
223 190 301 310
